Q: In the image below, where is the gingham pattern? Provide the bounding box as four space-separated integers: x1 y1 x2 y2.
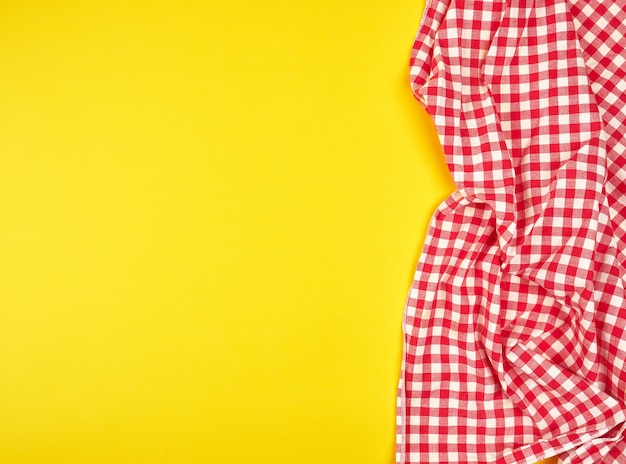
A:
397 0 626 462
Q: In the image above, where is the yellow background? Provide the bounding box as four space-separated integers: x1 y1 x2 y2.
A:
0 1 556 463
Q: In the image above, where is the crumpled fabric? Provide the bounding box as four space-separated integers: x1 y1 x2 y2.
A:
396 0 626 462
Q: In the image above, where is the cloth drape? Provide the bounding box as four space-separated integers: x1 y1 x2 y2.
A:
396 1 626 462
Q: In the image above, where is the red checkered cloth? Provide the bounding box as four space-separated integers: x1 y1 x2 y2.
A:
396 0 626 462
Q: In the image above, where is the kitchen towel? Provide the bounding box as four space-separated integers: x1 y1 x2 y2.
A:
396 0 626 462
